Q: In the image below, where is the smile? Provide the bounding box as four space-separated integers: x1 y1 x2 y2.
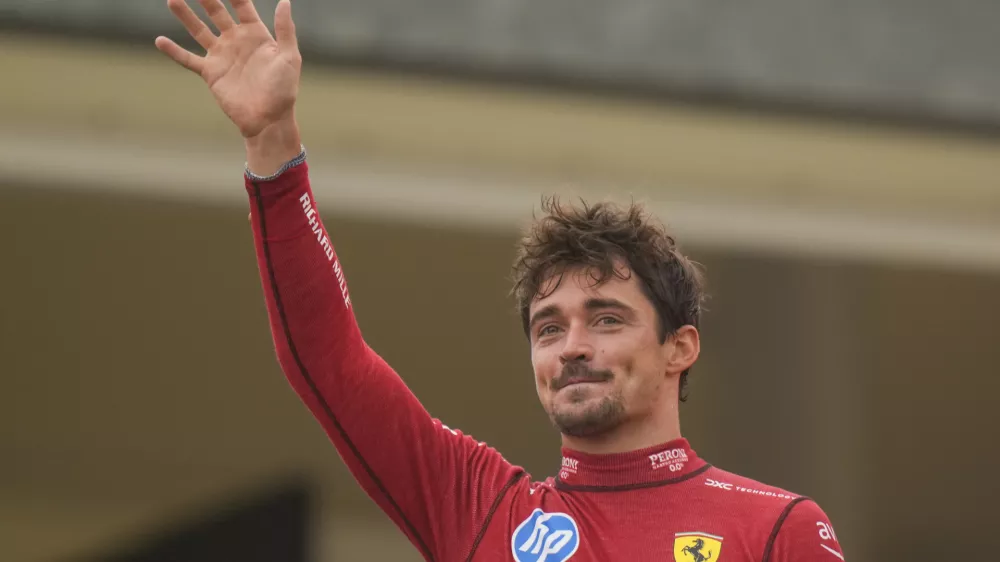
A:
558 378 609 390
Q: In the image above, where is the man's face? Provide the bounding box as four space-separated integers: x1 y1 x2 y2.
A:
528 265 672 438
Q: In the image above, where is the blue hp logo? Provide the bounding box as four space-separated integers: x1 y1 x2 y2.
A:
511 509 580 562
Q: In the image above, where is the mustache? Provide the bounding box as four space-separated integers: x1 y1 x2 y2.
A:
551 361 614 391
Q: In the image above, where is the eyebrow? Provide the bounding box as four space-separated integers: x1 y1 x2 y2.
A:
528 298 636 331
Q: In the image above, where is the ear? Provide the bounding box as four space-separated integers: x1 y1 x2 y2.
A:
664 325 700 375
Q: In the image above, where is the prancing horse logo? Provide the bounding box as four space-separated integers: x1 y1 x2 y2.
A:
673 532 723 562
681 538 714 562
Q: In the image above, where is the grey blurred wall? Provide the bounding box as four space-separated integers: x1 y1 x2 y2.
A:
5 0 1000 127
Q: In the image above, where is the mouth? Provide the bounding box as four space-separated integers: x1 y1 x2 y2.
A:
556 378 609 391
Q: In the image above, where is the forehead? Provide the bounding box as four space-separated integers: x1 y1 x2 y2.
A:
529 265 649 313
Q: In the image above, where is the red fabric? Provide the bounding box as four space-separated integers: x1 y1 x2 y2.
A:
245 162 846 562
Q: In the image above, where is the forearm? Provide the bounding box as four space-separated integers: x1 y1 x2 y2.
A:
245 158 363 392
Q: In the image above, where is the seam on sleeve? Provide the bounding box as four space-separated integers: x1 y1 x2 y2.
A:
761 496 810 562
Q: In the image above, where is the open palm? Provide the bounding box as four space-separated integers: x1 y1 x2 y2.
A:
155 0 301 138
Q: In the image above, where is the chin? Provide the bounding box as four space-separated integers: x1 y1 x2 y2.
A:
559 382 610 403
549 393 625 438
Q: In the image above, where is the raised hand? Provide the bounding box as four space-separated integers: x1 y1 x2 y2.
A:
155 0 301 140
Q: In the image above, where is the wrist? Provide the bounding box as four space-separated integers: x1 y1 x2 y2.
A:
245 114 302 178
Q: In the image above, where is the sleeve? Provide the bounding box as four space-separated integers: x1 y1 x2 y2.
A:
244 156 525 562
767 498 845 562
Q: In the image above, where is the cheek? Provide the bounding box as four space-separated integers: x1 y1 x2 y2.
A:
608 337 657 381
531 348 556 387
598 337 638 376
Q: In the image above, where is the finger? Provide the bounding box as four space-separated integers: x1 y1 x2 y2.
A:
168 0 217 49
199 0 236 32
228 0 261 24
274 0 298 53
155 36 207 74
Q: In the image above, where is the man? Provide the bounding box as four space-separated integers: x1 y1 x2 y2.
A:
156 1 846 560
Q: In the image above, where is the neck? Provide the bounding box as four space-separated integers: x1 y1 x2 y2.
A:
560 407 682 455
555 435 705 489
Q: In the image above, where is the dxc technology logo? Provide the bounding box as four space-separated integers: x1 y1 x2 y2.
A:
511 509 580 562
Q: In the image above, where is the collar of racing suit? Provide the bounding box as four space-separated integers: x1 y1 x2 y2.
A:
554 438 709 490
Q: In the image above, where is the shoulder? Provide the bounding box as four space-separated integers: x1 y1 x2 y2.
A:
765 497 844 561
700 467 844 560
699 466 804 508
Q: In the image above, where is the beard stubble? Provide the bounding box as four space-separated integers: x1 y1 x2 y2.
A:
548 361 626 438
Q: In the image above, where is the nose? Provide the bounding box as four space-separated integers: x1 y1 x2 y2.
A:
559 324 595 364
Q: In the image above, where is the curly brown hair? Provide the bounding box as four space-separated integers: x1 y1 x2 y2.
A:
511 196 706 402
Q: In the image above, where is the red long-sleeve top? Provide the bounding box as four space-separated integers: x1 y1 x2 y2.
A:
245 155 846 562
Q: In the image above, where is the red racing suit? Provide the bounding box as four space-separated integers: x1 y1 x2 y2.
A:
245 154 846 562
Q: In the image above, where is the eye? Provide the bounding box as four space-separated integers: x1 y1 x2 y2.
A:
538 324 561 337
596 316 621 326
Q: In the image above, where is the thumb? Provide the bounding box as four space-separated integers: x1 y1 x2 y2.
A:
274 0 298 54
